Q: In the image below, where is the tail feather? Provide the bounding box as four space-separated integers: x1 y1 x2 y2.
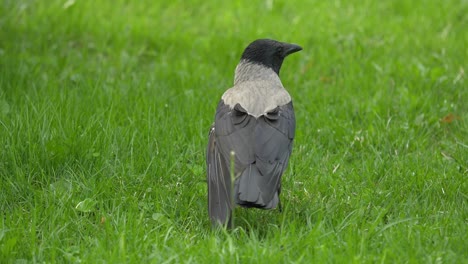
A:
235 164 281 209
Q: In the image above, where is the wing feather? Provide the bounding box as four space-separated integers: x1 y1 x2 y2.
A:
207 100 295 226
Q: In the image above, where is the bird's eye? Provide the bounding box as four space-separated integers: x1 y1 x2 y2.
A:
276 46 284 54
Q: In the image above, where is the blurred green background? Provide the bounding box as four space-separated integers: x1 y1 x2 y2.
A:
0 0 466 262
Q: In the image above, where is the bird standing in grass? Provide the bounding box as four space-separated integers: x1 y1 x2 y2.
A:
207 39 302 227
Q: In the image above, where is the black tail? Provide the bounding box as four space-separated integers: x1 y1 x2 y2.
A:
235 164 280 209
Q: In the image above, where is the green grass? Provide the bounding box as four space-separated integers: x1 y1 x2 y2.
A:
0 0 466 262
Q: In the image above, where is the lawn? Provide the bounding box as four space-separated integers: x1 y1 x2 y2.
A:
0 0 467 263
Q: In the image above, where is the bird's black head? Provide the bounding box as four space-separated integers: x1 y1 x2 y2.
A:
240 39 302 75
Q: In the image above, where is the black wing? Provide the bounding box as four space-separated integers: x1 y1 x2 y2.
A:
207 120 233 227
207 100 295 226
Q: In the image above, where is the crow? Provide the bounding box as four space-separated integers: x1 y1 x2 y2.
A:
207 39 302 227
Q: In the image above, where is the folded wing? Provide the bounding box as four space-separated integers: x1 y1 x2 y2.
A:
207 100 295 226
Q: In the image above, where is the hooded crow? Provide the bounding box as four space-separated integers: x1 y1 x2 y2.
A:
207 39 302 227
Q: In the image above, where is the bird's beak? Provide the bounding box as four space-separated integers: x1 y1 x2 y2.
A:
283 43 302 57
